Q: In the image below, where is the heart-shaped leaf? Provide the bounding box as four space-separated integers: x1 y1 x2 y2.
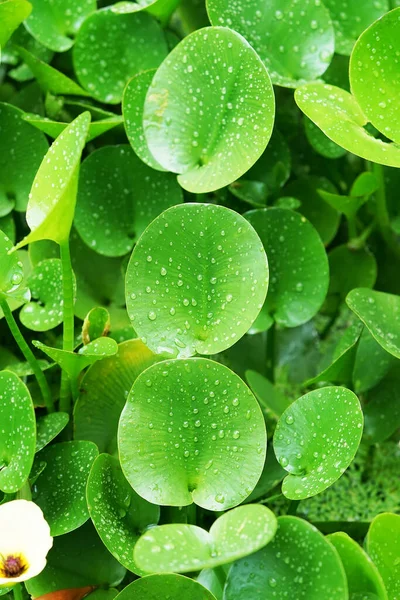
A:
134 504 277 573
295 82 400 167
73 8 168 104
114 574 217 600
87 454 160 573
0 370 36 493
245 208 328 327
0 0 32 49
347 288 400 359
24 113 123 142
143 26 275 193
75 145 183 257
206 0 334 88
224 516 347 600
33 440 98 535
366 513 400 599
125 203 268 358
0 229 30 305
35 412 69 453
82 307 110 344
274 386 363 499
118 358 266 510
74 339 160 453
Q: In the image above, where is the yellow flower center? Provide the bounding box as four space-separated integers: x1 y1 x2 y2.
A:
0 554 28 578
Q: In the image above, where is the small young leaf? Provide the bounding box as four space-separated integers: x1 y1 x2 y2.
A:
0 229 30 305
366 513 400 599
114 575 217 600
82 307 110 345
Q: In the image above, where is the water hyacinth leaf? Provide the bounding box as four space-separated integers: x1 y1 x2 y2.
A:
347 288 400 359
245 208 328 328
123 70 166 171
295 83 400 167
25 0 96 52
118 358 266 510
229 180 268 208
350 8 400 145
24 113 123 142
0 0 32 49
206 0 334 88
14 112 91 249
353 328 395 394
0 230 30 304
75 145 183 257
35 412 69 453
363 368 400 444
224 516 348 600
82 307 110 344
304 117 347 159
274 386 363 500
134 505 277 573
110 0 181 26
328 245 377 304
26 521 126 597
74 339 160 453
73 9 168 104
318 190 368 220
126 203 268 358
33 440 98 535
143 27 275 193
0 370 36 493
87 454 160 573
0 102 48 212
115 574 217 600
327 532 388 600
366 513 400 599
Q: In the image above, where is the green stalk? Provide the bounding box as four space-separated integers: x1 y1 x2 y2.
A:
59 239 75 413
13 584 23 600
266 322 275 383
0 296 54 413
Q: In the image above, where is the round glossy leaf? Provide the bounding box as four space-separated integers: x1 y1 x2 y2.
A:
75 145 183 257
87 454 160 574
118 358 266 510
115 575 216 600
0 102 48 212
246 208 328 327
0 370 35 493
295 83 400 167
35 412 69 453
366 513 400 599
126 203 268 358
134 504 277 573
328 245 377 303
123 70 165 171
74 339 160 454
25 0 96 52
328 532 388 599
0 229 30 304
347 288 400 359
274 386 363 500
224 516 348 600
73 9 168 104
350 8 400 145
110 0 181 25
143 27 275 193
82 307 110 344
304 117 347 159
206 0 334 88
33 440 98 535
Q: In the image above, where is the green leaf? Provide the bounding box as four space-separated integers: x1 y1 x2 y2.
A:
87 454 160 574
246 208 328 327
114 574 217 600
295 82 400 167
245 128 291 194
274 386 363 500
74 339 160 453
224 516 347 600
33 440 98 535
353 328 395 394
24 113 123 142
143 26 275 193
0 370 35 493
25 0 96 52
73 8 168 104
118 358 266 510
110 0 181 26
75 145 183 257
327 532 388 600
26 521 126 596
82 307 110 344
304 116 347 159
126 203 268 358
350 7 400 145
363 366 400 444
0 0 32 49
134 505 277 573
244 449 285 504
14 112 91 249
206 0 334 88
366 513 400 599
245 369 291 418
0 229 30 305
0 102 48 212
328 246 377 308
347 288 400 359
229 180 268 208
35 412 69 453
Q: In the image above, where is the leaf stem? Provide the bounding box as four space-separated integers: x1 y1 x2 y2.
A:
59 239 75 413
13 583 23 600
266 321 276 383
0 296 54 413
348 219 377 250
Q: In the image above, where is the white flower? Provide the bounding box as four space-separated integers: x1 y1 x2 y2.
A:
0 500 53 586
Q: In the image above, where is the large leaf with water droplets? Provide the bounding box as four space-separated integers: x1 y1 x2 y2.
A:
110 0 181 25
115 575 216 600
118 358 266 510
366 513 400 599
224 516 347 600
143 26 275 193
0 370 36 493
126 203 268 358
134 505 276 573
0 0 32 49
245 208 328 327
274 386 363 500
0 230 30 304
